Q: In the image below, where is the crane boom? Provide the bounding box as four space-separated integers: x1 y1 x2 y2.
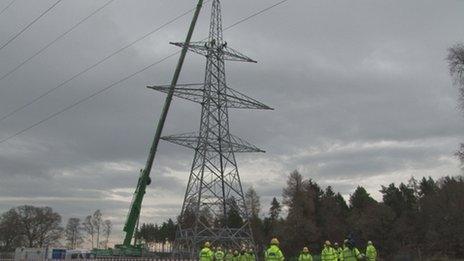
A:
122 0 204 247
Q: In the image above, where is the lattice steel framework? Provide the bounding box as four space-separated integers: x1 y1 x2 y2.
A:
149 0 272 258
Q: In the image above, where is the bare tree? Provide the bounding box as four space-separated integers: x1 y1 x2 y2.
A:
102 220 112 249
447 43 464 168
65 218 83 249
245 187 265 248
15 206 63 247
245 186 261 218
92 210 102 248
456 143 464 170
0 209 23 251
82 215 95 248
447 43 464 95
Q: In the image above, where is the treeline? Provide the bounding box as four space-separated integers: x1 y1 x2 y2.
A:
138 171 464 259
136 219 176 252
0 206 112 252
247 171 464 259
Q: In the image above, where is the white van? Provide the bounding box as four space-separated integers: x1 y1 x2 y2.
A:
15 248 93 260
64 250 94 260
15 248 47 261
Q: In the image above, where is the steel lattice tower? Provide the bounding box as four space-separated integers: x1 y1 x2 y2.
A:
148 0 272 257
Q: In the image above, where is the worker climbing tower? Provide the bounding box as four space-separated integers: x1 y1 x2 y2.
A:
148 0 272 258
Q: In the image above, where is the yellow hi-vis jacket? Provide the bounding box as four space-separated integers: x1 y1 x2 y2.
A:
215 250 225 261
366 245 377 261
321 246 337 261
265 245 284 261
298 252 313 261
199 247 214 261
340 247 361 261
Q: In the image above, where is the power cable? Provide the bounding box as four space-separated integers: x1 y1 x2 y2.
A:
0 0 16 17
0 1 209 122
223 0 288 31
0 53 178 145
0 0 289 144
0 0 115 82
0 0 63 52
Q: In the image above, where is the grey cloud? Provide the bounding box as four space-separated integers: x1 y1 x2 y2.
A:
0 0 463 236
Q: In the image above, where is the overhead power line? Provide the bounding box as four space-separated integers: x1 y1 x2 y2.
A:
0 0 115 83
223 0 288 31
0 0 63 52
0 0 289 144
0 53 179 145
0 0 16 17
0 1 209 123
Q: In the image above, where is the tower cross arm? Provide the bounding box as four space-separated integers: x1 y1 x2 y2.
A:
147 84 273 110
148 83 205 104
161 133 265 153
170 41 257 63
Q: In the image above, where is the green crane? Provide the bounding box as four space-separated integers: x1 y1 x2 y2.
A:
119 0 204 251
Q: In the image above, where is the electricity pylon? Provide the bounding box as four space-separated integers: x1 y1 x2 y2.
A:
148 0 272 258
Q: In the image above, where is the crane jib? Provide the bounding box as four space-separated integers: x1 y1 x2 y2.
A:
120 0 204 249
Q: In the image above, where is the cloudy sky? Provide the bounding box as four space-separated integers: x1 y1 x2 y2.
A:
0 0 463 245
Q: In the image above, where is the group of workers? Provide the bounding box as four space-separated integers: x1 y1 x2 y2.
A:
265 238 377 261
199 241 257 261
318 239 377 261
199 237 377 261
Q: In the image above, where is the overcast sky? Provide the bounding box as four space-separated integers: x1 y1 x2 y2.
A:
0 0 463 246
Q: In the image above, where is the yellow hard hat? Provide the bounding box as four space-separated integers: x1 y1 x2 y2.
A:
325 240 331 246
204 242 211 247
303 247 309 252
271 238 280 245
